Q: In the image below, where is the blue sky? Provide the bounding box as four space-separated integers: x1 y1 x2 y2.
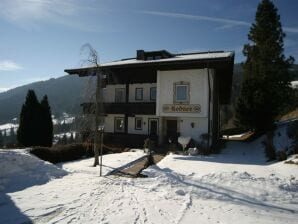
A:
0 0 297 92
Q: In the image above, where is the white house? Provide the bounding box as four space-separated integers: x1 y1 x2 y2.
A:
65 49 234 149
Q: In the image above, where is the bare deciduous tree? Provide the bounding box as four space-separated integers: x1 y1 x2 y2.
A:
80 43 102 167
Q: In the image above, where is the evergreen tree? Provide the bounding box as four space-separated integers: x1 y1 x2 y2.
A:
236 0 294 132
40 95 53 147
17 90 53 147
17 90 41 146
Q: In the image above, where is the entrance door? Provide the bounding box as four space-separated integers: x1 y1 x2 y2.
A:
166 120 177 143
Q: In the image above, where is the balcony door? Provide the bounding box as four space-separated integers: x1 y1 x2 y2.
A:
115 88 126 103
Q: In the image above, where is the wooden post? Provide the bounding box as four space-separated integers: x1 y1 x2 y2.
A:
99 128 104 176
93 73 100 166
207 66 211 150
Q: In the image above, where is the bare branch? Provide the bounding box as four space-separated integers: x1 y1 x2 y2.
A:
80 43 100 67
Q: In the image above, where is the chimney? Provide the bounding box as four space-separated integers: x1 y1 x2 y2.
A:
136 50 145 60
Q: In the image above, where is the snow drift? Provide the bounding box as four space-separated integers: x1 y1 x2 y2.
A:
0 149 67 193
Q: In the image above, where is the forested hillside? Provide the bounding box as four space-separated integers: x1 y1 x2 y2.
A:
0 75 93 124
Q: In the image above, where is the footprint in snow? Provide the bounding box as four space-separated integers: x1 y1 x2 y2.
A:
175 189 186 196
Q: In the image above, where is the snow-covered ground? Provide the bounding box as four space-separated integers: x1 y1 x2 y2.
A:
0 123 18 135
0 138 297 223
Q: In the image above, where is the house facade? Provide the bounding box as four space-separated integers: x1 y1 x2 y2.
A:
65 50 234 148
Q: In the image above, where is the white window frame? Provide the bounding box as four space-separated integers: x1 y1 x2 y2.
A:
174 82 190 104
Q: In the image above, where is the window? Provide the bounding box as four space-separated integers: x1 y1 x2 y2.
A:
135 88 143 101
174 82 189 104
150 87 156 101
115 88 125 102
114 117 125 132
135 117 143 130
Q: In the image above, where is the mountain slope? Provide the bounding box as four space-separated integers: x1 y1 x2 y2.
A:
0 75 92 124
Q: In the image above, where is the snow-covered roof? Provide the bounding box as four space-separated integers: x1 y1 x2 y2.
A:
65 51 234 72
101 51 234 67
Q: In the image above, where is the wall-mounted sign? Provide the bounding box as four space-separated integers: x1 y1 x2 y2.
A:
162 104 201 113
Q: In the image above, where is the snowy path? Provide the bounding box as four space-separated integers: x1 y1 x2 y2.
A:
1 139 298 224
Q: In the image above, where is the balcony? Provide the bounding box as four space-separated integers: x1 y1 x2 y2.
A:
81 102 156 115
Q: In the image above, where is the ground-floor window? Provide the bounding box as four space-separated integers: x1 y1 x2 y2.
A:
114 117 125 132
135 117 143 130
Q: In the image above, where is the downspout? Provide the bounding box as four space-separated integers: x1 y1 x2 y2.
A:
124 82 129 134
207 63 211 150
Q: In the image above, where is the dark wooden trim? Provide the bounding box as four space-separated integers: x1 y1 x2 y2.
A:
211 69 220 148
124 115 128 133
64 55 233 73
82 102 156 115
103 132 149 148
125 83 129 103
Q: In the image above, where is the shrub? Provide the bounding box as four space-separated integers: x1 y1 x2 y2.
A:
144 138 155 154
287 120 298 139
212 139 226 154
30 144 87 163
276 150 287 161
194 133 211 155
287 120 298 154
